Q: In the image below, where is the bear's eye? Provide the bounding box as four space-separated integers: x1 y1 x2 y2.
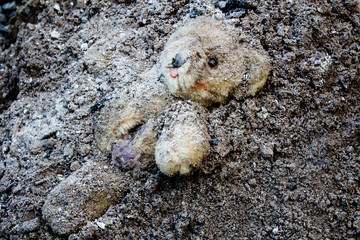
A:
208 58 218 69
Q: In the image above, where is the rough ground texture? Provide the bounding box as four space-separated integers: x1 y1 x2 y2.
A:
0 0 359 239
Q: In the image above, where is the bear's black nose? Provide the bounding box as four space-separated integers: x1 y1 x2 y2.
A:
172 53 186 68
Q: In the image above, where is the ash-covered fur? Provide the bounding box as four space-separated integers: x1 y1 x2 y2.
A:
155 101 210 176
95 16 271 176
160 16 271 106
94 65 172 153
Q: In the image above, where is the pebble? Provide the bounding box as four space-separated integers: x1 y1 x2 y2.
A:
227 8 246 18
63 144 74 158
81 14 88 23
56 174 65 182
50 30 61 39
70 161 81 171
346 146 354 153
34 178 48 186
261 143 274 158
272 226 279 234
53 3 61 11
248 178 257 186
95 220 106 229
2 2 16 11
80 42 88 50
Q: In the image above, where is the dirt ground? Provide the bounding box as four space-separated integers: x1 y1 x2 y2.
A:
0 0 359 239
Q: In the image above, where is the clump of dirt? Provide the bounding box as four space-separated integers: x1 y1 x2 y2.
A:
0 0 359 239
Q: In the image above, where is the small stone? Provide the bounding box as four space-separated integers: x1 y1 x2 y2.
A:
258 106 269 119
261 143 274 158
81 14 88 23
95 220 106 229
272 227 279 234
80 42 88 50
56 174 65 182
34 178 48 186
63 144 74 158
248 178 257 186
2 1 16 11
50 30 61 39
346 146 354 153
70 161 81 171
53 3 61 11
227 8 246 19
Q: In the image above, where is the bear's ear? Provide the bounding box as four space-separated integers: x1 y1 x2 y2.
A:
233 48 271 99
244 49 271 96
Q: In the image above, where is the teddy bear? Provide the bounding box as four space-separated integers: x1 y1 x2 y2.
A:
95 16 271 176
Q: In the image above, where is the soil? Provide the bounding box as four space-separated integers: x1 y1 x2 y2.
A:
0 0 359 239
